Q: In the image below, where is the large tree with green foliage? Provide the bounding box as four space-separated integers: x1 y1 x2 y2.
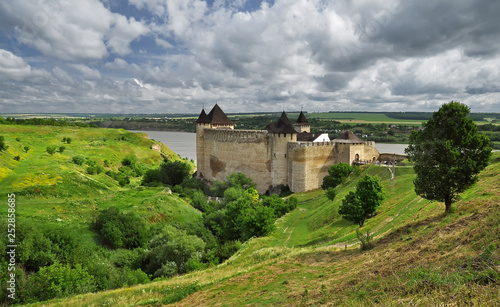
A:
339 175 384 227
405 102 492 213
322 162 353 189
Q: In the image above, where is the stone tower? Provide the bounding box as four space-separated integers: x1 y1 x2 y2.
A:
266 111 297 187
293 110 310 133
196 104 235 178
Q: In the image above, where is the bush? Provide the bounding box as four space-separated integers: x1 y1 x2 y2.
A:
143 225 205 277
26 262 96 302
121 155 137 166
46 146 57 156
72 156 85 165
65 137 71 144
239 205 276 241
356 229 374 250
94 207 148 249
0 136 8 151
322 163 353 189
14 155 20 161
155 160 192 186
23 146 30 153
326 188 336 201
87 165 104 175
59 146 65 153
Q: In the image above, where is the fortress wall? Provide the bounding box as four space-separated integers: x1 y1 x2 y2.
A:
201 129 272 194
270 133 296 187
364 143 380 162
288 142 337 192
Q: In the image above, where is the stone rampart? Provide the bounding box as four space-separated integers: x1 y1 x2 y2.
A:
201 129 272 193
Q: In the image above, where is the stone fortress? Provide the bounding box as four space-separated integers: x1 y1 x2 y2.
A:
196 104 380 194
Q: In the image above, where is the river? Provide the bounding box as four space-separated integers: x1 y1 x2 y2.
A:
129 130 409 161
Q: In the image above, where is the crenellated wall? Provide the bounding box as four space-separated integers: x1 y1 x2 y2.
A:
199 128 272 194
270 133 296 187
197 126 380 194
288 142 337 192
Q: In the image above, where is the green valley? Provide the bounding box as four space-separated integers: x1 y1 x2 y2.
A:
1 123 499 306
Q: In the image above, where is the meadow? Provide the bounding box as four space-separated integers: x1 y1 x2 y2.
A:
1 123 499 306
25 156 500 305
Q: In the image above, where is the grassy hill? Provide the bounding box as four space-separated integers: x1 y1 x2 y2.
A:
0 125 208 305
22 151 500 306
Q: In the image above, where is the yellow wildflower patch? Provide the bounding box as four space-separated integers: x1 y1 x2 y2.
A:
0 167 14 181
12 173 63 189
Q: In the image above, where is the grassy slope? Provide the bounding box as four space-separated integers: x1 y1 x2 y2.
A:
0 124 202 222
31 153 500 306
0 125 204 297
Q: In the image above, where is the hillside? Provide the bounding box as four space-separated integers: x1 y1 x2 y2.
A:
23 152 500 306
0 125 206 305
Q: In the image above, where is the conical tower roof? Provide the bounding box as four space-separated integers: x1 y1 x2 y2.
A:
206 104 234 125
295 110 309 125
265 111 297 134
195 108 210 123
333 131 363 143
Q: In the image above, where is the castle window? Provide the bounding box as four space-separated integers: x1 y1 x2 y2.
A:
285 154 287 158
284 133 286 137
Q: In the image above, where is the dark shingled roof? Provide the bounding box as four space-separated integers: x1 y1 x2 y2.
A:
206 104 234 125
295 111 309 125
333 131 364 143
297 132 320 141
196 108 210 123
265 111 297 134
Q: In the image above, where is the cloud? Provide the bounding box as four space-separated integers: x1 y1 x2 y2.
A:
0 49 31 80
69 64 102 80
1 0 500 113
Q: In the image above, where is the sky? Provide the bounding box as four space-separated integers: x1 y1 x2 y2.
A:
0 0 500 114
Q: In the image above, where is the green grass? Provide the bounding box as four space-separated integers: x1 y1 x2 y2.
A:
2 125 499 306
25 153 500 306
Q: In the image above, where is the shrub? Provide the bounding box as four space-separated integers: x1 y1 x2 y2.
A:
326 188 337 201
143 225 205 277
23 146 30 153
14 155 20 161
121 155 137 167
94 207 148 249
72 156 85 165
46 146 57 156
26 262 96 302
58 146 65 153
159 160 192 186
239 205 276 241
322 162 353 189
356 229 374 250
0 136 8 151
65 137 71 144
87 165 104 175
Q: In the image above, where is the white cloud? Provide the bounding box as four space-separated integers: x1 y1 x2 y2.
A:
1 0 500 113
69 64 102 80
0 49 31 80
106 15 149 56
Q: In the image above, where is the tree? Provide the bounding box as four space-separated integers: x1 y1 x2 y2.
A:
405 102 492 213
23 146 30 153
338 175 384 227
159 160 192 186
322 162 353 189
